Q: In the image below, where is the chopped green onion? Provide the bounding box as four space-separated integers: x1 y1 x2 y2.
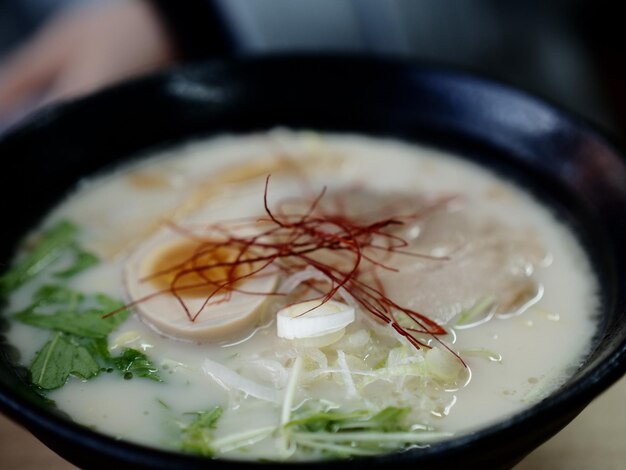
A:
0 221 78 295
455 295 496 326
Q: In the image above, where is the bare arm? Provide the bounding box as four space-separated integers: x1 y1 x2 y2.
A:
0 0 176 120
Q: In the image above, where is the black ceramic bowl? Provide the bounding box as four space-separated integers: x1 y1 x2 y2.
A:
1 57 625 470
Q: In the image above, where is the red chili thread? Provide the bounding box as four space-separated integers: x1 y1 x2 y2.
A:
108 174 463 357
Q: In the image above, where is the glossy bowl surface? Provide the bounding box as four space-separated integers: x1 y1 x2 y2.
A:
1 57 625 469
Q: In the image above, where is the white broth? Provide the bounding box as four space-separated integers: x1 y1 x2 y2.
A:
2 130 598 461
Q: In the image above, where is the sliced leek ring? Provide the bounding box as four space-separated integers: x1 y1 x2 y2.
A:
276 299 355 340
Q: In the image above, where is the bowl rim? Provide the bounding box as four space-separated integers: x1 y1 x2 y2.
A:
1 55 625 467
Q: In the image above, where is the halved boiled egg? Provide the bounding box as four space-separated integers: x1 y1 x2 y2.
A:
124 227 278 342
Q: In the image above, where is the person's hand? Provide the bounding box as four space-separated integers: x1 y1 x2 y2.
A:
0 0 176 121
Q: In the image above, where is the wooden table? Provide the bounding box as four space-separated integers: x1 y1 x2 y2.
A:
1 376 625 469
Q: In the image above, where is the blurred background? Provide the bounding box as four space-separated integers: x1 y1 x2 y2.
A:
0 0 625 141
0 0 625 469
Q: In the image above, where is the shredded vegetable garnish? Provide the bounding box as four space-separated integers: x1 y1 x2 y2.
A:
202 358 282 403
285 403 451 457
180 407 223 457
455 295 496 326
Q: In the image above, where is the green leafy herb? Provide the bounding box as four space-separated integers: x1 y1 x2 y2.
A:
14 283 161 389
92 294 130 330
180 406 223 457
27 332 161 389
54 247 99 278
30 332 100 390
16 309 114 338
2 220 158 392
286 406 410 434
0 221 78 295
33 284 82 305
80 337 112 364
112 349 162 382
14 287 129 338
197 403 451 459
285 404 451 458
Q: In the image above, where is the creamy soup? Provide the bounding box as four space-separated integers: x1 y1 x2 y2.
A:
1 130 598 461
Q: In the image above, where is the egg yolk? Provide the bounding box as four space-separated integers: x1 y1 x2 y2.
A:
145 239 252 298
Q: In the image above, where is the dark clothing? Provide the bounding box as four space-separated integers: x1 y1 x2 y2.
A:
146 0 625 140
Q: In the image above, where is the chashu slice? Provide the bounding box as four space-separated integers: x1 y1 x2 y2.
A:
373 209 546 325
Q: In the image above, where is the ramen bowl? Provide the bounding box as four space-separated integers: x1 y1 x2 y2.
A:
0 57 625 469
